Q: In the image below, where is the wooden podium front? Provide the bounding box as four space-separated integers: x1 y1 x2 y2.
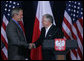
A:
42 39 78 60
56 55 65 60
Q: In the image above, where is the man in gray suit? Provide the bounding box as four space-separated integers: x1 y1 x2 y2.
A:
6 8 29 60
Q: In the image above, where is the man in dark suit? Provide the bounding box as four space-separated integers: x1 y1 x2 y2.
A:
6 8 29 60
29 14 63 60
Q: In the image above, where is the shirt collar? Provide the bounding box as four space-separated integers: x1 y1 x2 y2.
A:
45 24 52 31
12 18 19 25
12 18 22 30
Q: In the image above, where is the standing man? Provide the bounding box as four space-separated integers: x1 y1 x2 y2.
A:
6 8 29 60
29 14 63 60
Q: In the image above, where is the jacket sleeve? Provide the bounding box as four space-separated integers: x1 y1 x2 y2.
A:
34 28 45 48
6 23 28 48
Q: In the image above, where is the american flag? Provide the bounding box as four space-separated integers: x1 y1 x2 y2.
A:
62 1 83 60
1 1 24 60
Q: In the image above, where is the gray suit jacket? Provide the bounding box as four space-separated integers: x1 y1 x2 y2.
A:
6 19 28 60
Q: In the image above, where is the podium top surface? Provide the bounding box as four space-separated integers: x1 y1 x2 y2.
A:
42 39 78 50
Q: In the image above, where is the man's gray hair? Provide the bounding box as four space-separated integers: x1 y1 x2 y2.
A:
43 14 53 23
11 8 22 17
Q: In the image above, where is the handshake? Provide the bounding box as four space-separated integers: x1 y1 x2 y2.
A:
28 43 36 49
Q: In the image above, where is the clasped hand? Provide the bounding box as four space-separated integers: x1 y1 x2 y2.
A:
28 43 36 49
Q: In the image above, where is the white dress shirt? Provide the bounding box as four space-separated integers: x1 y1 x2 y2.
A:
45 24 52 37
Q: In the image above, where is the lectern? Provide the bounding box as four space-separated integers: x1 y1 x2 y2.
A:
42 39 78 60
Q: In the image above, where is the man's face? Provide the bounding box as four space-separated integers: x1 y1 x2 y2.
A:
16 10 23 21
42 16 50 28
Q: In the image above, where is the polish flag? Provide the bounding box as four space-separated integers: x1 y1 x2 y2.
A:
30 1 55 60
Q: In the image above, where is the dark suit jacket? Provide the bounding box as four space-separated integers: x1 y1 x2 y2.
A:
34 25 63 47
34 25 63 60
6 19 28 60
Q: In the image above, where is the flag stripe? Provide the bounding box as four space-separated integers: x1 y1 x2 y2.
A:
1 35 8 50
62 27 70 39
1 50 8 60
76 20 83 38
3 15 9 26
64 37 77 60
32 17 41 42
1 27 8 43
73 23 83 45
2 22 6 30
64 11 72 25
69 21 83 54
77 53 81 60
2 47 8 59
77 48 83 59
64 17 77 40
78 19 83 27
70 50 77 60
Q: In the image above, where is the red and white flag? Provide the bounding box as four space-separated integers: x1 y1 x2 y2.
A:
30 1 55 60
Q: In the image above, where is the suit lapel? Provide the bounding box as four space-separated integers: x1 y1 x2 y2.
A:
45 25 53 38
11 19 24 35
11 19 27 42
